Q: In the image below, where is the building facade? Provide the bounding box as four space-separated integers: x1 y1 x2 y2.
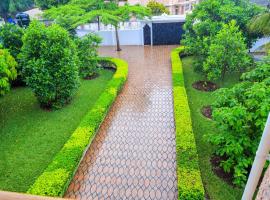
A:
127 0 200 15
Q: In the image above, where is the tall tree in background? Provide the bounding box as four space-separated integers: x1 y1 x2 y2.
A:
0 0 10 22
0 0 34 22
45 0 151 51
182 0 262 72
147 0 169 16
34 0 70 10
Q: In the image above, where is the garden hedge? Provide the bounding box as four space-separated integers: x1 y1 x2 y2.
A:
171 47 205 199
27 58 128 197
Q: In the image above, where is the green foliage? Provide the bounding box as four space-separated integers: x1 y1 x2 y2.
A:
182 0 262 72
171 47 205 200
203 21 251 80
44 0 151 32
0 48 17 95
21 21 79 109
0 24 24 59
35 0 70 9
209 60 270 186
146 0 169 16
27 58 128 197
74 34 101 79
248 11 270 36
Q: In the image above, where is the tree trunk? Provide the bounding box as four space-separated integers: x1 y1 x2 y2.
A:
114 25 121 51
97 16 100 31
221 66 226 81
2 13 8 23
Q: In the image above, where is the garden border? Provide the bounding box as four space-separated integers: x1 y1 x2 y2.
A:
27 58 128 197
171 47 205 199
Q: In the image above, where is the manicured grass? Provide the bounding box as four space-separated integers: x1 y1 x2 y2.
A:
0 69 114 193
181 56 243 200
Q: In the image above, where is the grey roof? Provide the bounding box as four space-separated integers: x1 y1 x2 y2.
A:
250 0 269 6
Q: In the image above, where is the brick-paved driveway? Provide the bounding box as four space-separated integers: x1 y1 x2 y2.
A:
65 46 178 200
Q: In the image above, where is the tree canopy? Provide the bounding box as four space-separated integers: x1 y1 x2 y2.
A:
147 0 169 16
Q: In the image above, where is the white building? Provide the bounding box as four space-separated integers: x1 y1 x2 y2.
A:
127 0 201 15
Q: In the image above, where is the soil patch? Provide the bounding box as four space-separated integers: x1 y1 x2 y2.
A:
84 72 99 80
201 105 212 119
192 81 218 92
211 155 234 186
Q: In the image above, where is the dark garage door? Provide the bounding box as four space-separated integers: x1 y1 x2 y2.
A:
152 22 184 45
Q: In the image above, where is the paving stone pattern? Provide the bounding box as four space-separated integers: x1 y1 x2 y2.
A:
65 46 178 200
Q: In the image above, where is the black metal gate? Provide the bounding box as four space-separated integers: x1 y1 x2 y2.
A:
143 24 151 45
152 22 185 45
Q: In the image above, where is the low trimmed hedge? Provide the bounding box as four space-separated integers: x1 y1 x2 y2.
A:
27 58 128 197
171 47 205 199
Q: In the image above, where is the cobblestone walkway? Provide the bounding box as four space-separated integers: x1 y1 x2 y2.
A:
65 46 178 200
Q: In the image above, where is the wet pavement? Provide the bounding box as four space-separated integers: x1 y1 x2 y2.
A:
65 46 178 200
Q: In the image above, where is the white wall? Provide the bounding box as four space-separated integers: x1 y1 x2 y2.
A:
76 28 144 46
250 37 270 52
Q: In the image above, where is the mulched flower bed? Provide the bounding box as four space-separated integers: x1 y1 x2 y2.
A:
201 105 213 119
192 81 218 92
211 155 234 186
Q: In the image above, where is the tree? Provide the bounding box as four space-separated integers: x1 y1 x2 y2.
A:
182 0 262 72
0 48 17 96
34 0 70 10
147 0 169 16
203 21 251 80
0 0 34 22
248 4 270 36
44 0 151 51
21 21 79 109
0 0 10 22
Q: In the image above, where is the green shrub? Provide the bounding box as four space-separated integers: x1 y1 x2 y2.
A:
21 21 79 109
0 49 17 96
210 60 270 186
0 24 24 59
171 47 205 200
27 57 128 197
74 34 101 79
0 24 24 82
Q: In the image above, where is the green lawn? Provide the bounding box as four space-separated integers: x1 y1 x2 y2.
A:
0 69 114 193
182 56 243 200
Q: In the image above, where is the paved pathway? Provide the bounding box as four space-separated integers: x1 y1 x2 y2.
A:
65 46 178 200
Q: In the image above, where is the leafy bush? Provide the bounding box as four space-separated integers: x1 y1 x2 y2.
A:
0 49 17 96
74 34 101 79
0 24 24 59
27 58 128 197
0 24 24 83
147 0 169 15
21 21 79 109
171 47 204 200
203 21 251 80
209 60 270 186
